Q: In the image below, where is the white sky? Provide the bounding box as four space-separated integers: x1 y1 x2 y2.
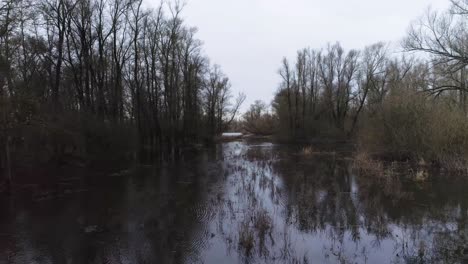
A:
148 0 451 111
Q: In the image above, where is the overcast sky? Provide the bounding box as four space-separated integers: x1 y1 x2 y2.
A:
149 0 451 111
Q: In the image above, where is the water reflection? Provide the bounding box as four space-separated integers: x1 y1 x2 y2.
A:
1 141 468 263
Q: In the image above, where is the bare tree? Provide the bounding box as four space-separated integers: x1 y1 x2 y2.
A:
403 6 468 110
243 100 276 135
0 0 243 169
318 43 359 130
278 57 294 133
350 42 389 134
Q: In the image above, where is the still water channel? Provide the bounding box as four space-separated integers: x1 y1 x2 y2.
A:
1 140 468 263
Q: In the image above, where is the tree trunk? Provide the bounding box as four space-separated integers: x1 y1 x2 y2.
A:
5 135 11 194
461 67 466 114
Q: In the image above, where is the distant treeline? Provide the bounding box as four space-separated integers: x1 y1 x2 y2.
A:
0 0 244 178
243 0 468 171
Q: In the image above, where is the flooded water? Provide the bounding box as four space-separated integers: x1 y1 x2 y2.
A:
1 140 468 264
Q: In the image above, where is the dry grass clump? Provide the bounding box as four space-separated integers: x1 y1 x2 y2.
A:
301 146 314 156
413 168 429 182
353 152 384 177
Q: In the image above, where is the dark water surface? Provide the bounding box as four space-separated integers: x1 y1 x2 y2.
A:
1 141 468 264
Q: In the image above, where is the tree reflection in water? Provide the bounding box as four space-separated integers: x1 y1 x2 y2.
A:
1 141 468 264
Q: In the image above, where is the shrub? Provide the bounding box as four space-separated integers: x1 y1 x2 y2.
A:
242 100 277 135
358 89 468 171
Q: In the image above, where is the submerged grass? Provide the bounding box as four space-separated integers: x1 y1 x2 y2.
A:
353 152 385 177
238 221 255 256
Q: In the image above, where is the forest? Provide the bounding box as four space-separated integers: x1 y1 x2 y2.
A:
2 0 468 191
0 0 245 189
244 0 468 172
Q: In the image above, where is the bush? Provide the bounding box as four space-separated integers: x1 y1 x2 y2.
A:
243 100 277 135
272 92 347 142
4 100 136 169
358 89 468 171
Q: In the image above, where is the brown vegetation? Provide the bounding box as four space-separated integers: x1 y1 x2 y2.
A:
270 1 468 173
242 100 277 136
353 152 385 177
358 90 468 171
